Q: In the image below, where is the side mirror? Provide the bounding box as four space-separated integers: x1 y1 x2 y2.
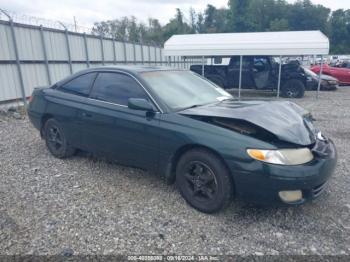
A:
128 98 154 112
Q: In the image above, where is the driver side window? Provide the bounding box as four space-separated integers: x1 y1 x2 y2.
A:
90 72 149 106
253 58 268 72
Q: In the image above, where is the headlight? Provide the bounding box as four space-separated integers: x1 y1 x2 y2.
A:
247 148 313 165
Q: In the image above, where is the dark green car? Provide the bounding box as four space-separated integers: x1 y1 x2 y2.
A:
28 66 337 213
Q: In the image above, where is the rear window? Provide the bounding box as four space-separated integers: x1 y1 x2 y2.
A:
59 73 97 96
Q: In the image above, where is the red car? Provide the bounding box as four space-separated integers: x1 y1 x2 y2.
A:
311 64 350 85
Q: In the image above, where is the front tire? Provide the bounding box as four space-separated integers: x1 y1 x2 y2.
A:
44 118 75 158
281 79 305 98
176 149 234 213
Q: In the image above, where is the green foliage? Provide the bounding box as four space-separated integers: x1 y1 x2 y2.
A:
92 0 350 53
269 18 289 31
329 9 350 53
227 0 255 32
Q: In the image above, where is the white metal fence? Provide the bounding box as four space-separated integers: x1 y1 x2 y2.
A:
0 19 192 104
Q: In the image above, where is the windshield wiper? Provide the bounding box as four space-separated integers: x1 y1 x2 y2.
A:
184 104 203 110
219 97 234 102
176 104 205 112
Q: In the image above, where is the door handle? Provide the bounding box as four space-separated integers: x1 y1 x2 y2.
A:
81 112 92 118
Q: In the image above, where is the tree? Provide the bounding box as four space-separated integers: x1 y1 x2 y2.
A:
144 18 163 43
269 18 289 31
287 0 330 32
204 4 216 32
92 17 129 40
128 16 140 42
248 0 288 31
162 8 192 42
227 0 254 32
196 12 205 33
91 1 350 53
189 7 196 33
329 9 350 53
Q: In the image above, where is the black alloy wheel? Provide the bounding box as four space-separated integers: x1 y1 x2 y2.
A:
184 161 218 202
176 149 233 213
44 119 75 158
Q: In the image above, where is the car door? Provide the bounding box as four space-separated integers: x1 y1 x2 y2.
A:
228 56 255 88
80 71 161 171
252 57 271 89
45 72 97 149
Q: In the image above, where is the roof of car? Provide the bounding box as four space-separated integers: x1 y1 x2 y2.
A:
80 65 184 74
55 65 187 87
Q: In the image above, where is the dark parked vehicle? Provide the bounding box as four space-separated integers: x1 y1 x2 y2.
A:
28 66 337 213
190 56 307 98
303 67 338 91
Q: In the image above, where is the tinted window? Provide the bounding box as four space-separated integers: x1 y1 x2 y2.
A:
230 56 251 68
90 72 148 106
60 73 96 96
253 57 269 72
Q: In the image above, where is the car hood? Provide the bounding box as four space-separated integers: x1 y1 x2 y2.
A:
179 100 317 146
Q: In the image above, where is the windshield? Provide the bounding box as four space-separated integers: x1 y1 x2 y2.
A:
140 70 232 111
303 67 318 78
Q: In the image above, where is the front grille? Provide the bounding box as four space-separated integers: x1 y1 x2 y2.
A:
312 182 327 198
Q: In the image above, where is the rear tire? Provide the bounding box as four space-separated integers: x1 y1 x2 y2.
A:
44 118 75 158
281 79 305 98
176 149 233 213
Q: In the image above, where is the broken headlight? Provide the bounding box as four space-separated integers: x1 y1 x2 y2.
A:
247 148 313 165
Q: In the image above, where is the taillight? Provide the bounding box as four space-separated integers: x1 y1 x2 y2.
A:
28 96 33 103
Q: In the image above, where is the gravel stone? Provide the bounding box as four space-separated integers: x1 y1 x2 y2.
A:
12 112 21 119
0 88 349 255
62 247 74 257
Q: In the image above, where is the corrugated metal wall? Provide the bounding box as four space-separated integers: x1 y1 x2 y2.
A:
0 20 191 103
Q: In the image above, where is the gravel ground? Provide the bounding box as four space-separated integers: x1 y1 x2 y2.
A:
0 88 350 256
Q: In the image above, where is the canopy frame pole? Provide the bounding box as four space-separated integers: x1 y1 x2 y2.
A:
238 55 243 100
277 55 282 98
201 56 205 76
317 55 324 99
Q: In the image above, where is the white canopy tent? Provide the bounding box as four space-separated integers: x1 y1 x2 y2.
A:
164 31 330 98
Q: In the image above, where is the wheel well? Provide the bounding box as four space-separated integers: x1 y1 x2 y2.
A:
40 114 53 137
282 78 306 89
165 144 234 187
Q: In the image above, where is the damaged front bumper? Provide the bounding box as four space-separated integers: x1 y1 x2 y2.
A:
229 138 337 205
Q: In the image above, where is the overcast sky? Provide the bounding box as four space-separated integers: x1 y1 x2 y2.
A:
0 0 349 28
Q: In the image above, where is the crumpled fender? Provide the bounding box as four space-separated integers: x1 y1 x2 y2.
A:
179 100 316 146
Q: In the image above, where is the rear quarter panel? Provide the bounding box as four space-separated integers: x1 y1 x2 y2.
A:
37 88 86 148
27 88 48 131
